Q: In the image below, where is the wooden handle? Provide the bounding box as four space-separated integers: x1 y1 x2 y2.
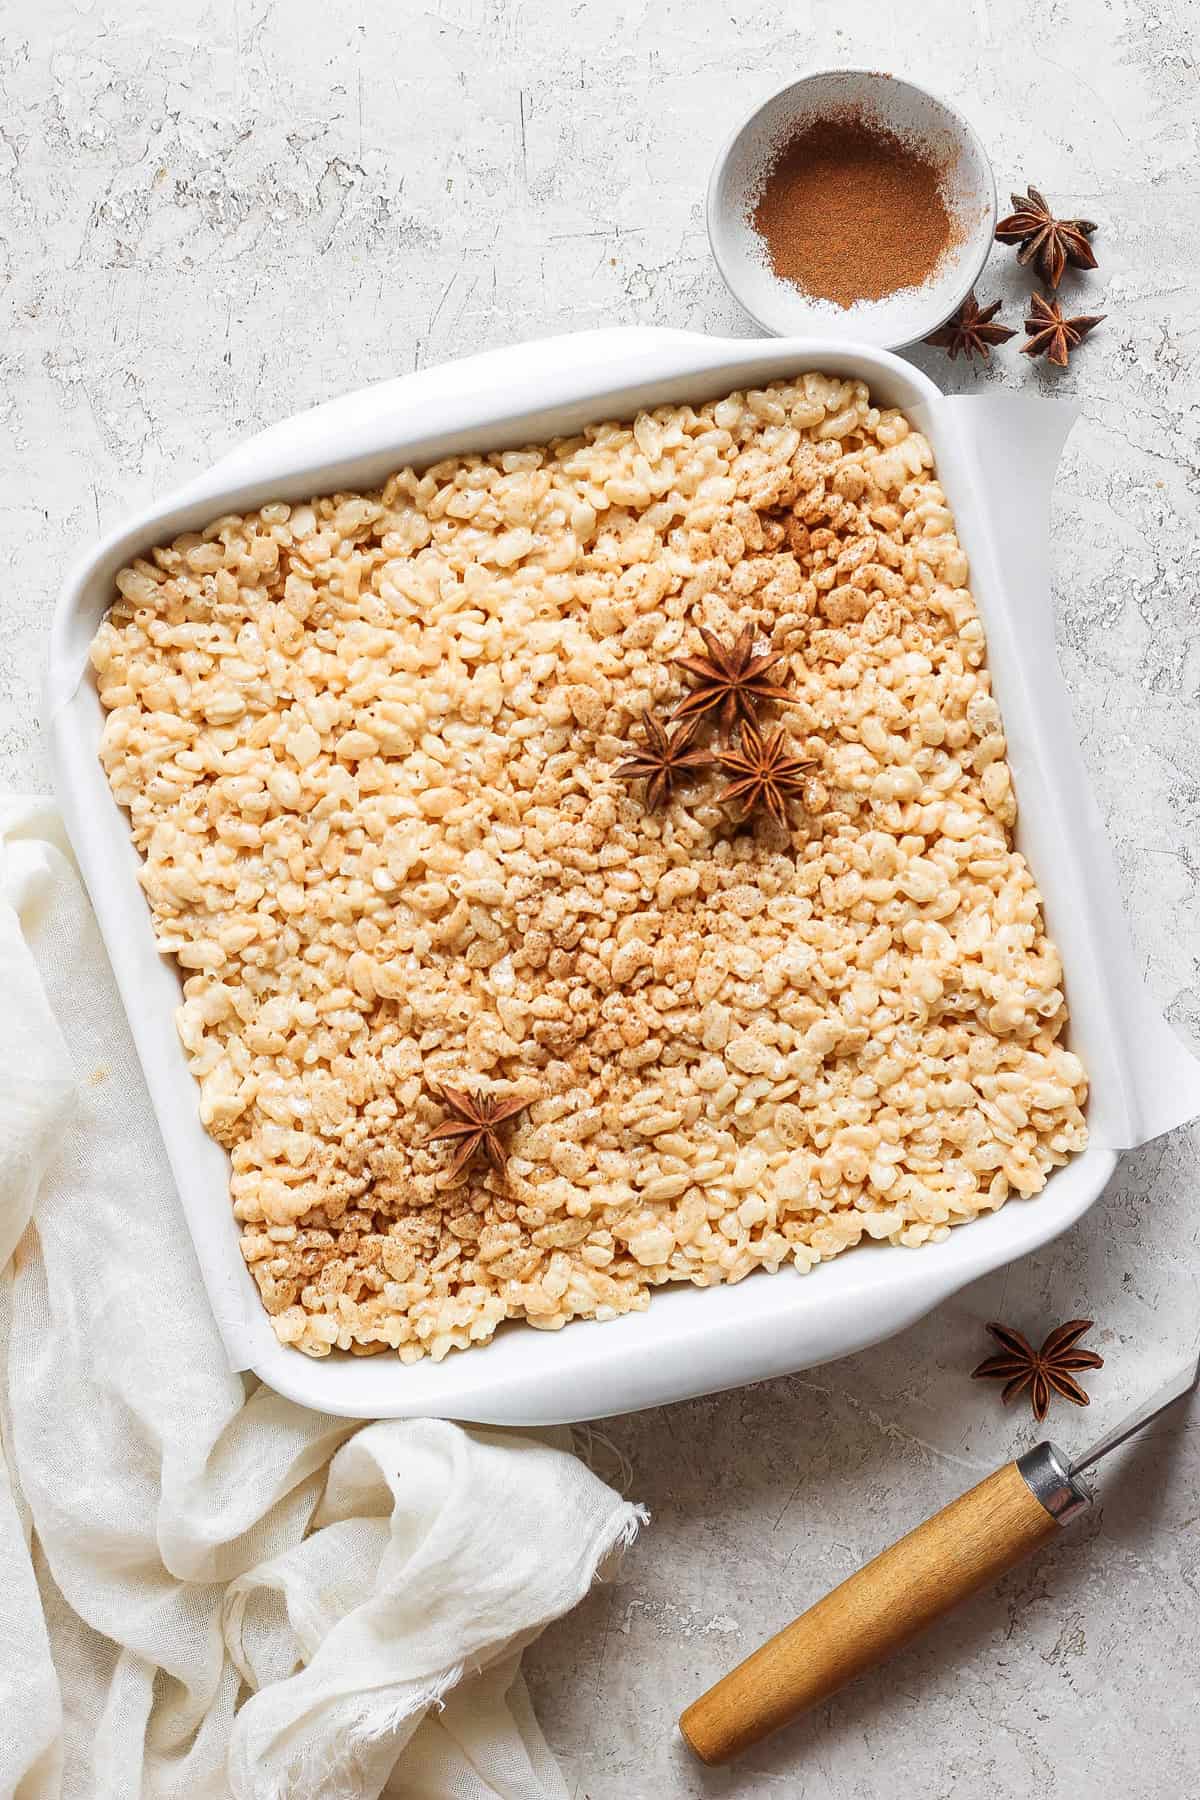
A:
679 1458 1060 1765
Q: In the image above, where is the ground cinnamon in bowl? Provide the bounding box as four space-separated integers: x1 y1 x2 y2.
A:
751 111 959 308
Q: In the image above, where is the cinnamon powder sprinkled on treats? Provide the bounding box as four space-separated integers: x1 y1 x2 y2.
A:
751 112 959 308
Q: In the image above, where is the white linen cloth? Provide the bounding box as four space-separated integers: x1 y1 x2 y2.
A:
0 797 643 1800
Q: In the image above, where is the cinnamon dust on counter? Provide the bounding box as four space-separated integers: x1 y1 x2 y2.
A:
751 112 958 308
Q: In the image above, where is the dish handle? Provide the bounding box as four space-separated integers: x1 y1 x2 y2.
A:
161 328 730 516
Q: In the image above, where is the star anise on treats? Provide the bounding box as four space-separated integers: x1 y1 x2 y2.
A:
421 1083 529 1183
1021 292 1106 368
923 291 1016 362
995 187 1098 289
972 1319 1104 1422
715 718 816 832
671 623 796 744
614 712 714 810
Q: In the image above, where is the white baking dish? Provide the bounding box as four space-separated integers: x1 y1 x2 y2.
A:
47 329 1200 1424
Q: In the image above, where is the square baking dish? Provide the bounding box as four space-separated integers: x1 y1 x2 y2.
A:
49 328 1194 1424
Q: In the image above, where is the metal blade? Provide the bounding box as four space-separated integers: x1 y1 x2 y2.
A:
1070 1345 1200 1478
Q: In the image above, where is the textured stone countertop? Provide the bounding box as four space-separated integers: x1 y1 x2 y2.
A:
3 2 1198 1794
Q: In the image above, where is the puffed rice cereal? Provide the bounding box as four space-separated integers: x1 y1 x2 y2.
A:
90 374 1088 1362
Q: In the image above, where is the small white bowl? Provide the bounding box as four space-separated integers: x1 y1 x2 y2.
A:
707 70 997 349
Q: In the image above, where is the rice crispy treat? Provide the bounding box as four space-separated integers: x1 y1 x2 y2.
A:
90 374 1088 1361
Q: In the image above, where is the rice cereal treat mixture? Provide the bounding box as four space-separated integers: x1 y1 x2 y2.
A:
91 374 1088 1362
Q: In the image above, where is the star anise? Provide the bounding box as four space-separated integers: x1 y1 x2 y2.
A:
715 717 815 832
672 623 796 744
614 712 713 810
923 291 1016 363
972 1319 1104 1422
421 1083 528 1182
995 187 1098 289
1021 292 1106 368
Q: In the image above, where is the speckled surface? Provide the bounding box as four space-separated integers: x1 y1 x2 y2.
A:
3 2 1199 1793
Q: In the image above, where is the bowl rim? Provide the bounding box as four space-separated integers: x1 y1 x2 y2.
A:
705 66 999 347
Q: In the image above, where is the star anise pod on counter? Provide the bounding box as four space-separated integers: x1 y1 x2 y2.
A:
972 1319 1104 1422
614 712 714 810
671 623 796 743
1021 292 1106 367
715 718 816 832
923 291 1016 362
995 187 1098 289
421 1083 529 1182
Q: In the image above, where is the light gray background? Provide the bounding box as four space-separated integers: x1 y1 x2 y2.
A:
3 1 1198 1794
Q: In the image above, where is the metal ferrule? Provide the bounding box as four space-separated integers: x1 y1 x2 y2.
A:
1017 1441 1092 1525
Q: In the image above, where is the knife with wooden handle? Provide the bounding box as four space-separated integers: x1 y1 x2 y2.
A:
679 1351 1199 1767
